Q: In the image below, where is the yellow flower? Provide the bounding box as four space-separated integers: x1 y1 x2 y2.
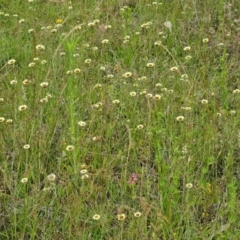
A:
56 19 63 24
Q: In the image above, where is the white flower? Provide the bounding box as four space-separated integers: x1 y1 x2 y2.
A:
186 183 193 189
176 116 184 121
23 144 30 149
92 214 100 220
21 178 28 183
78 121 87 127
46 173 56 181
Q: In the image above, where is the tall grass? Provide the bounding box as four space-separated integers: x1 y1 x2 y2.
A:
1 0 240 239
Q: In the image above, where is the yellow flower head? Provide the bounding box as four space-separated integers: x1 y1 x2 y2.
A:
56 19 63 24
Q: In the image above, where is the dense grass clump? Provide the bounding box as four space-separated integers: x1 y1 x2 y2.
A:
1 0 240 239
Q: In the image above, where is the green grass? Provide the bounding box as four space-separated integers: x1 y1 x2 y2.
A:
1 0 240 239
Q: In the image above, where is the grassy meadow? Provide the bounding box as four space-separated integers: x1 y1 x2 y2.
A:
1 0 240 239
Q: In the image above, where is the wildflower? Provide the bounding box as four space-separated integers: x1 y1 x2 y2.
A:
23 144 30 149
155 83 162 87
93 214 101 220
230 110 236 115
36 44 45 51
66 70 73 75
170 66 179 72
6 119 13 124
80 169 88 174
40 82 49 88
41 60 47 64
107 74 114 79
92 136 101 141
18 19 25 24
81 163 87 169
137 124 144 130
21 178 28 183
78 121 87 127
122 72 132 78
128 173 139 184
176 116 184 121
0 98 3 102
181 74 188 79
51 29 57 33
84 59 91 64
134 212 142 217
93 83 102 89
19 105 27 111
74 68 81 74
28 62 35 68
101 39 109 44
141 76 147 81
130 92 137 97
201 99 208 104
46 173 56 181
146 93 153 99
7 59 16 65
28 29 34 33
233 89 240 94
202 38 209 43
0 117 5 122
46 94 52 99
92 46 98 51
185 107 192 111
183 46 191 51
154 94 161 100
66 145 74 151
10 80 17 85
186 183 193 189
88 22 95 27
23 79 31 85
117 214 126 221
81 174 89 179
146 62 155 68
94 19 100 24
56 19 63 24
60 52 66 56
92 103 100 109
33 57 39 61
40 98 48 103
154 41 162 46
185 55 192 60
100 66 106 71
140 90 147 95
112 99 120 104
